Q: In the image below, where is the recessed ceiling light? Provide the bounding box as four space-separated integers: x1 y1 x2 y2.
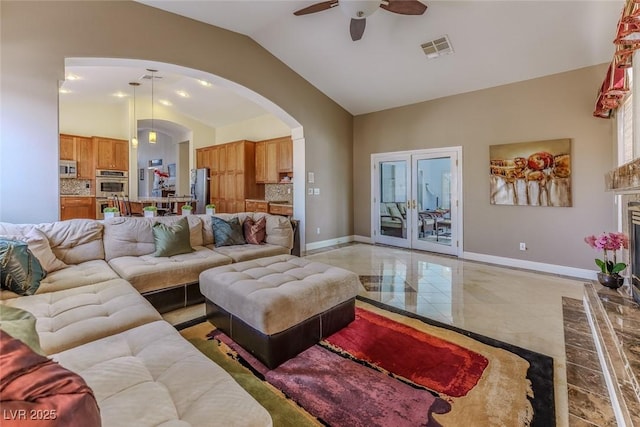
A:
113 91 128 98
159 99 173 106
198 79 212 87
66 73 81 81
59 88 71 94
176 90 190 98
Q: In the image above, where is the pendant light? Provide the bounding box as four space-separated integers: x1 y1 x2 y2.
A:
148 68 157 144
129 82 140 148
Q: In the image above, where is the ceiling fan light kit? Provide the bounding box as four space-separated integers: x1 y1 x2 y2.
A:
294 0 427 41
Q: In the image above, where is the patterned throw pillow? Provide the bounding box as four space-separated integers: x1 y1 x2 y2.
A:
152 217 194 257
243 216 266 245
211 216 246 247
0 238 46 296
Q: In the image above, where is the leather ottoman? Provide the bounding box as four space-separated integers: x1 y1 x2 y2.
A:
199 254 360 369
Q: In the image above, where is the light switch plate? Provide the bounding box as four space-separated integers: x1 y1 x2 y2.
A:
308 188 313 195
308 172 315 183
313 188 320 195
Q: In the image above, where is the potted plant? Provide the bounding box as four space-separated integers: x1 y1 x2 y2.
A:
103 207 120 219
143 205 158 218
584 232 629 289
206 204 216 215
181 204 193 216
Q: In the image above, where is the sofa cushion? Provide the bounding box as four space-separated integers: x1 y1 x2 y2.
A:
0 238 46 296
213 243 291 263
52 320 273 427
108 247 232 294
152 216 194 257
1 330 101 427
212 216 246 247
2 228 67 273
1 278 162 354
1 260 121 300
244 216 266 245
0 305 43 354
37 219 105 264
103 216 203 261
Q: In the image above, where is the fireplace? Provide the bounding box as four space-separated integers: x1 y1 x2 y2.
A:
628 202 640 304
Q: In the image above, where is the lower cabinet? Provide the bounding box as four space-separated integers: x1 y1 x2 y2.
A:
60 197 95 220
245 200 269 213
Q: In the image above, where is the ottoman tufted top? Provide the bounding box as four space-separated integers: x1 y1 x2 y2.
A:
199 255 360 335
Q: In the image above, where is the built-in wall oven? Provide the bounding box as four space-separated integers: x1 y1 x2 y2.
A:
95 170 129 219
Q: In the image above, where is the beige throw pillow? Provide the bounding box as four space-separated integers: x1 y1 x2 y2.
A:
1 228 67 273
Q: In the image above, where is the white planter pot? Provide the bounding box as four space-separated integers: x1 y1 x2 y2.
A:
104 212 119 219
144 210 157 218
181 209 192 216
206 208 215 216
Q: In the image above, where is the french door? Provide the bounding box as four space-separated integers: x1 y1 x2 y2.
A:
371 147 462 256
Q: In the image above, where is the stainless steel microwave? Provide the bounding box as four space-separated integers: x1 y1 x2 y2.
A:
59 160 77 179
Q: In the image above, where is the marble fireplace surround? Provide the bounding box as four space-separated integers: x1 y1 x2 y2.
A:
593 161 640 425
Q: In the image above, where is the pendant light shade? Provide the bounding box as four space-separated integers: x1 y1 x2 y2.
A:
129 82 140 148
148 68 158 144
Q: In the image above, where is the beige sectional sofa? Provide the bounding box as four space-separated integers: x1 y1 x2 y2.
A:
0 212 295 427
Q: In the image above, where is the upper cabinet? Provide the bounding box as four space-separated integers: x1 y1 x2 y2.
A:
256 136 292 184
277 137 293 173
59 134 94 179
94 137 129 171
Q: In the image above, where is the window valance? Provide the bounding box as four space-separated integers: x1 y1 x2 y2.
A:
594 0 639 118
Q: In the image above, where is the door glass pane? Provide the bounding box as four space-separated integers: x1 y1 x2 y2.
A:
416 158 451 246
379 161 407 239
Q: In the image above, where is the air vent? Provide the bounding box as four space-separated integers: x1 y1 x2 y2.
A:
421 35 453 59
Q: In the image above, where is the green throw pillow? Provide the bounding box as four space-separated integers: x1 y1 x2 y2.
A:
0 238 46 296
211 216 246 247
0 305 44 355
152 217 194 257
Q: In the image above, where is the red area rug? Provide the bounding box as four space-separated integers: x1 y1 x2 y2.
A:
325 307 488 397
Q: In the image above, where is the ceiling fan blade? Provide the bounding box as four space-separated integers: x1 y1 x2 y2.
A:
381 0 427 15
293 0 339 16
350 18 366 41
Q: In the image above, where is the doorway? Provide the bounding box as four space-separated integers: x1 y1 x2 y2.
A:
371 147 462 256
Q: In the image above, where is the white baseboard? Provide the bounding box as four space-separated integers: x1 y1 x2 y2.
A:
462 251 597 280
303 238 595 280
305 235 355 251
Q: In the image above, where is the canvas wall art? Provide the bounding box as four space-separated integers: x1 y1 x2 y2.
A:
489 139 572 207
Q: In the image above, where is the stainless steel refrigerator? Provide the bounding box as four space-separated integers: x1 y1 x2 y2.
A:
190 168 210 214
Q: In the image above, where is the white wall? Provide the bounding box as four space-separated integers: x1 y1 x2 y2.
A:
60 102 129 139
215 114 290 144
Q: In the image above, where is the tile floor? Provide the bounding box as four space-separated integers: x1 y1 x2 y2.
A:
165 242 616 426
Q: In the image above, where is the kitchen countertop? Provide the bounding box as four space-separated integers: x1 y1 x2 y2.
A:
60 194 95 197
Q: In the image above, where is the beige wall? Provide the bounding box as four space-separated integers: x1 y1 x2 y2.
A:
0 1 353 245
215 114 291 145
354 64 615 270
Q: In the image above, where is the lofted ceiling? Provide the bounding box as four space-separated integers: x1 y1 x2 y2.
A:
136 0 625 115
61 1 626 132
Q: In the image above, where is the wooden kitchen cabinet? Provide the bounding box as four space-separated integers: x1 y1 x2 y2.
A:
94 137 128 171
196 140 261 213
255 136 292 183
59 134 94 179
269 203 293 216
60 197 95 220
277 137 293 173
245 200 269 213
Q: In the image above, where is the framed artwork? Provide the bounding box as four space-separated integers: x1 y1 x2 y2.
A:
489 139 572 207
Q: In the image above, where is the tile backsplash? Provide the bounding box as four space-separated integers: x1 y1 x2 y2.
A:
60 179 92 196
265 183 293 204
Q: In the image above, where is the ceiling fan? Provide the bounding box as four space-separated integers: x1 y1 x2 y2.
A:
293 0 427 41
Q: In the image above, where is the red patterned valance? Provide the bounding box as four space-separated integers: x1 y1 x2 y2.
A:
594 0 639 118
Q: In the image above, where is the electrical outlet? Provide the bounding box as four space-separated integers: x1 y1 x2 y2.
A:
519 242 527 251
316 227 320 235
287 188 291 194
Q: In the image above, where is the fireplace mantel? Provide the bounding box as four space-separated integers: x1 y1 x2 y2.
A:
607 158 640 193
